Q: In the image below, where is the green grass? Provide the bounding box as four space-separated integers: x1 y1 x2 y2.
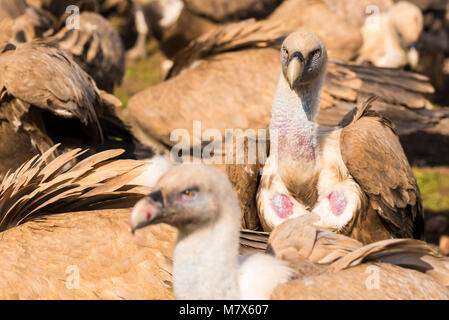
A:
113 39 163 110
413 167 449 217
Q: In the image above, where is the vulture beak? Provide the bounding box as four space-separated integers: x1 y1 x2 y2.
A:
130 190 164 235
407 43 419 69
287 52 305 89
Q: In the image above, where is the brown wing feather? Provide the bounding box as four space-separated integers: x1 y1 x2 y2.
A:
0 145 147 232
0 40 103 140
340 97 424 239
49 12 125 92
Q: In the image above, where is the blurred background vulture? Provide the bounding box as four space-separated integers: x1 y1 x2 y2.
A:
0 41 145 179
49 11 126 92
0 145 175 299
256 31 423 244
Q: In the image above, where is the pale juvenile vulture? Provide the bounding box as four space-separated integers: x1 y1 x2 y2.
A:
131 164 449 299
256 31 424 244
357 1 424 68
0 41 142 179
0 145 176 299
268 215 449 299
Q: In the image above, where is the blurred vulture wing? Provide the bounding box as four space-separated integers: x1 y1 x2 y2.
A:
50 12 126 92
183 0 282 22
0 41 103 139
340 98 424 239
0 144 148 232
239 229 270 254
324 61 435 109
0 0 27 19
168 18 287 78
329 237 435 271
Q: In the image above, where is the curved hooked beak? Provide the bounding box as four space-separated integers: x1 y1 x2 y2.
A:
407 43 419 69
130 190 164 235
287 56 305 89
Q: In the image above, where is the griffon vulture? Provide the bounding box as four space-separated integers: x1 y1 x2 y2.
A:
0 41 143 179
256 31 424 244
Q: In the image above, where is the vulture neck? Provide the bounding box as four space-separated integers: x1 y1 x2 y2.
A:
173 196 242 299
269 73 324 166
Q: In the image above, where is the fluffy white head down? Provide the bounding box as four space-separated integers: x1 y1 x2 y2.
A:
129 155 173 188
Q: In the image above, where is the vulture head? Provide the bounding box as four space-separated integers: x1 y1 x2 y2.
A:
281 30 328 89
389 1 423 68
131 164 239 234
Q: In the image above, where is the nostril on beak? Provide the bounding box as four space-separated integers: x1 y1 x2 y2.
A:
147 190 164 206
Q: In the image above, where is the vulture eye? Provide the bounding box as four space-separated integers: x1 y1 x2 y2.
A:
282 47 289 59
309 49 321 62
181 189 198 201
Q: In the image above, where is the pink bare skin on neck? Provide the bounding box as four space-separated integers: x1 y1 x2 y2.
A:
271 193 294 219
328 191 347 216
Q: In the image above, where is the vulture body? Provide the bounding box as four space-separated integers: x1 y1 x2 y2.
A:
357 1 424 68
127 0 283 61
0 0 27 19
0 146 175 299
0 41 141 179
268 215 449 299
256 31 423 244
131 164 294 300
131 164 449 300
0 1 127 92
127 18 441 161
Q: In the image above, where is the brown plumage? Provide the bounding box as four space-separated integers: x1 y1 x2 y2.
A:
130 164 448 299
0 0 27 19
268 215 449 299
26 0 99 23
0 146 175 299
0 144 147 232
0 1 126 92
49 11 126 92
0 208 175 299
183 0 283 22
339 98 424 241
0 0 53 50
128 18 439 153
0 41 140 178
